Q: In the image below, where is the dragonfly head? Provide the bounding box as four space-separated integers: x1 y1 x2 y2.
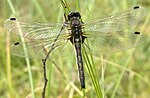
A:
68 12 81 21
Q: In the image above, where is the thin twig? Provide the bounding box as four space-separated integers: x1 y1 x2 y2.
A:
41 26 64 98
41 1 70 97
42 59 48 98
60 0 70 13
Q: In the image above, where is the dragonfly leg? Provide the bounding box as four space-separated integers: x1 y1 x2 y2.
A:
64 13 68 22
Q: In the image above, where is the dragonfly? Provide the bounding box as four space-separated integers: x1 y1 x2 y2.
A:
4 6 147 89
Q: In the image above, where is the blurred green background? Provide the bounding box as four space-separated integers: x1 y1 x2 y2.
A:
0 0 150 98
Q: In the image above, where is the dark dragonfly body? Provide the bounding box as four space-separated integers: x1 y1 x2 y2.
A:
67 12 86 88
4 6 147 89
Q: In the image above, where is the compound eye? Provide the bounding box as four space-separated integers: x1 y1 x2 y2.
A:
78 13 81 19
76 12 81 19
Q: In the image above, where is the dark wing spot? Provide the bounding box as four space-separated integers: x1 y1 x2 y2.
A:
134 32 140 34
10 18 16 20
14 42 20 45
134 6 139 9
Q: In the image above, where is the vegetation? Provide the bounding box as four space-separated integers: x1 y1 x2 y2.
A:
0 0 150 98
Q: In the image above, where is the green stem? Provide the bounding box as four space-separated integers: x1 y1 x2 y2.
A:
60 0 70 15
6 0 35 98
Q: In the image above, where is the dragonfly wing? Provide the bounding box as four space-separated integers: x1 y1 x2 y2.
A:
3 18 67 40
10 38 69 59
83 31 145 55
84 6 147 33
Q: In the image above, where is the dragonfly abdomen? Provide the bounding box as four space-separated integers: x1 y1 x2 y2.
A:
75 42 85 88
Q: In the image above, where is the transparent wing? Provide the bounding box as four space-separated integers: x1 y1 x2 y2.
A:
83 31 145 55
10 38 70 58
84 6 147 33
4 18 71 58
3 18 67 40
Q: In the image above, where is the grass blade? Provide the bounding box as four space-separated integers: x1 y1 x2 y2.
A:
6 0 35 98
82 45 103 98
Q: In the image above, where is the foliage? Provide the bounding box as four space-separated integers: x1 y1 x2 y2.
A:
0 0 150 98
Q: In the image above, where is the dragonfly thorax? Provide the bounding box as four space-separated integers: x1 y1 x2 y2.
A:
68 12 84 44
68 19 85 44
70 20 80 27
